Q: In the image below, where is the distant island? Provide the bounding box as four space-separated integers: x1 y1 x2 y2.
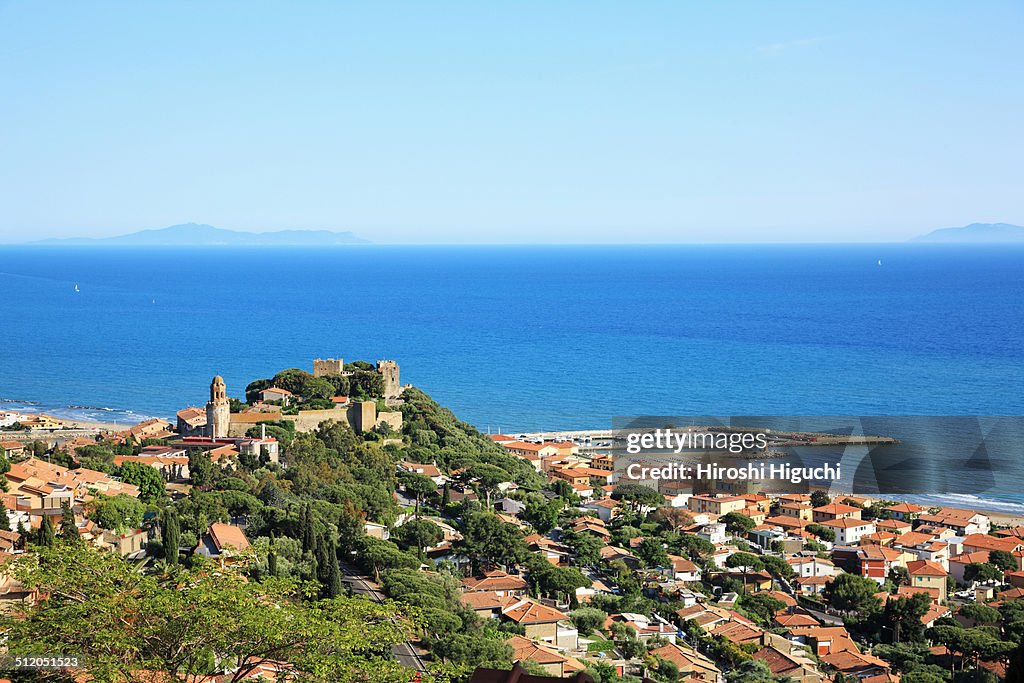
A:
912 222 1024 243
33 222 370 246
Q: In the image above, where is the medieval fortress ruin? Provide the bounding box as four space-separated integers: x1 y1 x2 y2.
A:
195 358 406 439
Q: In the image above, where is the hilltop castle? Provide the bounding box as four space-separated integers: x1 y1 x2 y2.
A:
312 357 403 400
186 360 407 443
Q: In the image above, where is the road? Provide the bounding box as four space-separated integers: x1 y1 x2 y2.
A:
340 562 428 673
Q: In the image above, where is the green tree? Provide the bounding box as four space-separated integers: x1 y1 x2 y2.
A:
810 491 832 508
570 607 607 635
726 658 776 683
521 497 561 533
301 502 317 552
458 512 528 571
162 508 181 565
721 512 756 535
675 533 715 559
90 494 146 532
468 463 511 509
726 552 764 593
760 554 796 580
964 562 1002 583
323 537 343 599
0 496 10 532
119 461 166 503
635 537 670 569
3 543 414 683
301 376 336 401
888 565 910 587
882 592 931 643
58 501 81 545
562 529 603 567
806 523 837 543
824 572 882 615
739 593 786 623
188 450 217 489
989 550 1016 571
36 513 55 547
398 472 436 516
958 603 1000 625
396 519 443 558
610 483 663 513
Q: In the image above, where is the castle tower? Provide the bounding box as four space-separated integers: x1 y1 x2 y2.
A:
313 358 344 377
376 360 400 399
205 375 230 438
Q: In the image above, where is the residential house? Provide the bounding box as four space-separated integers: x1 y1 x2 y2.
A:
462 570 529 597
193 522 251 566
884 503 926 522
505 636 585 678
666 554 702 582
648 643 722 682
753 646 825 683
500 598 575 648
581 498 619 523
259 387 294 404
820 518 875 546
812 503 861 524
689 494 747 516
907 559 949 602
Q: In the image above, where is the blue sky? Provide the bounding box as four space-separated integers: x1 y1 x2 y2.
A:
1 1 1021 243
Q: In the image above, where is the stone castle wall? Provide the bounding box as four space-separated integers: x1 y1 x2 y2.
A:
313 358 345 377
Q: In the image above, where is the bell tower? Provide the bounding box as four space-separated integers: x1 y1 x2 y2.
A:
205 375 230 438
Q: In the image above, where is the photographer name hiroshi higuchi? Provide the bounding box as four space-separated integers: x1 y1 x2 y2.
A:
625 461 841 485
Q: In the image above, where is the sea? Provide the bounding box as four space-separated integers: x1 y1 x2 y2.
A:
1 244 1022 511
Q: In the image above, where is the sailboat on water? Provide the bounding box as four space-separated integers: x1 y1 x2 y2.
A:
74 283 80 292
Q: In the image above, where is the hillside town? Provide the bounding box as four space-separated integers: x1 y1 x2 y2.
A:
1 361 1022 683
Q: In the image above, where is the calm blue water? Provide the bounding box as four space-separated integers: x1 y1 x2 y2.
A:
1 245 1022 434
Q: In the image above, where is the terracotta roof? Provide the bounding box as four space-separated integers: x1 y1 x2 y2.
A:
884 503 926 514
950 551 991 565
775 613 820 627
813 503 861 515
821 518 873 529
462 571 529 593
907 559 947 577
506 635 579 668
501 598 567 625
963 533 1022 553
207 522 250 552
460 591 506 610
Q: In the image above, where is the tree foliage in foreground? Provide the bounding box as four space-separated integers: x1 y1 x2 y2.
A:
1 544 423 683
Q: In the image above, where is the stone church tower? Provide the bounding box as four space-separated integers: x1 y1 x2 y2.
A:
205 375 230 438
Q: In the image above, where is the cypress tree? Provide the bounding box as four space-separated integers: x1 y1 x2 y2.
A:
325 537 342 598
315 532 331 584
266 544 278 577
301 503 316 552
16 520 27 548
162 508 181 565
58 501 80 544
37 514 55 547
0 497 10 532
441 482 451 507
1007 640 1024 683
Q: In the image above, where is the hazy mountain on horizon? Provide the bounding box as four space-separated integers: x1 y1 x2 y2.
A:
32 223 370 246
912 222 1024 243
